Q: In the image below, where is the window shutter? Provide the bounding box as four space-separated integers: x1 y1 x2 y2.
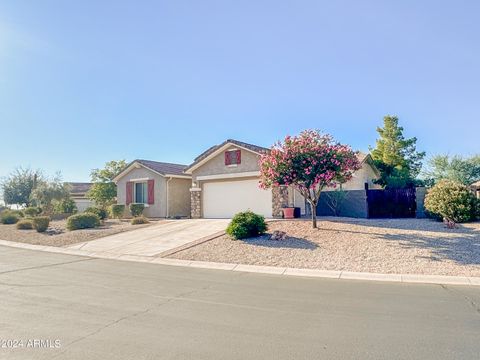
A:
126 182 133 205
225 151 231 165
147 180 155 205
236 150 241 164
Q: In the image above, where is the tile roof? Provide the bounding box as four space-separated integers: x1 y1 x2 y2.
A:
356 152 370 163
67 182 92 194
134 159 188 176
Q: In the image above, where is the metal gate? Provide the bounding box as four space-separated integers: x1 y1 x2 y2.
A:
367 188 416 218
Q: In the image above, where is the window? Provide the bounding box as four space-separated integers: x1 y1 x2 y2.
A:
134 182 148 204
225 149 241 166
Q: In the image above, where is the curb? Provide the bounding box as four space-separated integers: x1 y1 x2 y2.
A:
0 239 478 286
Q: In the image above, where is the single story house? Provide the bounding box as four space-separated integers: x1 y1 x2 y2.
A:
67 182 94 212
113 159 191 218
185 139 380 219
113 139 380 219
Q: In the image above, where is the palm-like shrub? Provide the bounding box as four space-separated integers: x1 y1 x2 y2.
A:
425 180 478 223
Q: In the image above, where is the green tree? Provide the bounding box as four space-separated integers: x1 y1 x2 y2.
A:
1 168 44 206
423 154 480 186
370 115 425 188
87 160 127 208
30 173 70 214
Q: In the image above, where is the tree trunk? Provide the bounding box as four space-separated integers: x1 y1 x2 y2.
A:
310 200 318 229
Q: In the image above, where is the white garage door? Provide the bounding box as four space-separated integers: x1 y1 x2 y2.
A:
203 179 272 218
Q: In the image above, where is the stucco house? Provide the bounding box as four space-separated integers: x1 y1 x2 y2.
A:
185 139 380 219
67 182 94 212
113 160 191 218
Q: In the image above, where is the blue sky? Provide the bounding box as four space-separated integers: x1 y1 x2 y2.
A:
0 0 478 182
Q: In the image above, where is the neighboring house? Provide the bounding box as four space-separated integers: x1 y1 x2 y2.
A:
67 182 94 212
185 139 380 219
472 181 480 199
114 160 191 218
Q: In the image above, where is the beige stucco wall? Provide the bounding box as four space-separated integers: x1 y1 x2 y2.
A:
167 178 191 217
191 145 261 181
324 162 381 191
116 167 167 218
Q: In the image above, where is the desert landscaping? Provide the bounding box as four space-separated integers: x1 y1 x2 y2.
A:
0 219 159 247
169 218 480 277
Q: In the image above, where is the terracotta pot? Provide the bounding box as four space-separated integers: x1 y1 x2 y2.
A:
283 207 295 219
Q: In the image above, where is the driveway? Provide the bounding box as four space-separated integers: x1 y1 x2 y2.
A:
67 219 229 257
1 246 480 360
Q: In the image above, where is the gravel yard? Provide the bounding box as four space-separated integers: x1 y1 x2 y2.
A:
169 218 480 276
0 219 160 247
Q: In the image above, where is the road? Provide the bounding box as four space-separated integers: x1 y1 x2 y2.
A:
0 245 479 360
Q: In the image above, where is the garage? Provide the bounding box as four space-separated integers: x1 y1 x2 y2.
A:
203 179 272 218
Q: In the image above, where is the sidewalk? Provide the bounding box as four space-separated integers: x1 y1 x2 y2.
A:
0 238 478 286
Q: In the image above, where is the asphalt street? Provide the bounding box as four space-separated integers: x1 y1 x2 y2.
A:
0 245 479 360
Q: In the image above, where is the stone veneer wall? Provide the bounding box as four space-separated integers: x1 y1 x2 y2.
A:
272 186 289 218
190 189 201 218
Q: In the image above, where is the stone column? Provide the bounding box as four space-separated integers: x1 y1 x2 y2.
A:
272 186 289 218
190 188 202 219
415 187 427 218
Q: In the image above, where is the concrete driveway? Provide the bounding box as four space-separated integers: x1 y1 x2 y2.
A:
67 219 229 257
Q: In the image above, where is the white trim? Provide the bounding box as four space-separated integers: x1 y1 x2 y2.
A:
129 177 150 182
184 142 263 174
189 187 202 192
164 174 191 179
196 171 260 181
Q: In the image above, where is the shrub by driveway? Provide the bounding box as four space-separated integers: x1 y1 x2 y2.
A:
169 218 480 277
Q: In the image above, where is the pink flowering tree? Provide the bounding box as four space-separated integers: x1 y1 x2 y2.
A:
259 130 361 228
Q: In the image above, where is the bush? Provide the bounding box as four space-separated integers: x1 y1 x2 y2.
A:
131 216 149 225
85 206 108 220
424 180 478 223
226 211 268 240
16 219 34 230
110 204 125 219
129 203 145 217
67 213 101 230
53 198 77 215
33 216 50 233
24 207 42 217
1 211 20 224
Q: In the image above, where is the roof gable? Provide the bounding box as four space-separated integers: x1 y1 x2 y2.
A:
113 159 190 182
185 139 268 174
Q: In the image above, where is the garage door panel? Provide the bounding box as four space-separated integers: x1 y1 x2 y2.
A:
203 179 272 218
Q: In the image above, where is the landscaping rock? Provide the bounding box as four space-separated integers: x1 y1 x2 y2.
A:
270 230 287 241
